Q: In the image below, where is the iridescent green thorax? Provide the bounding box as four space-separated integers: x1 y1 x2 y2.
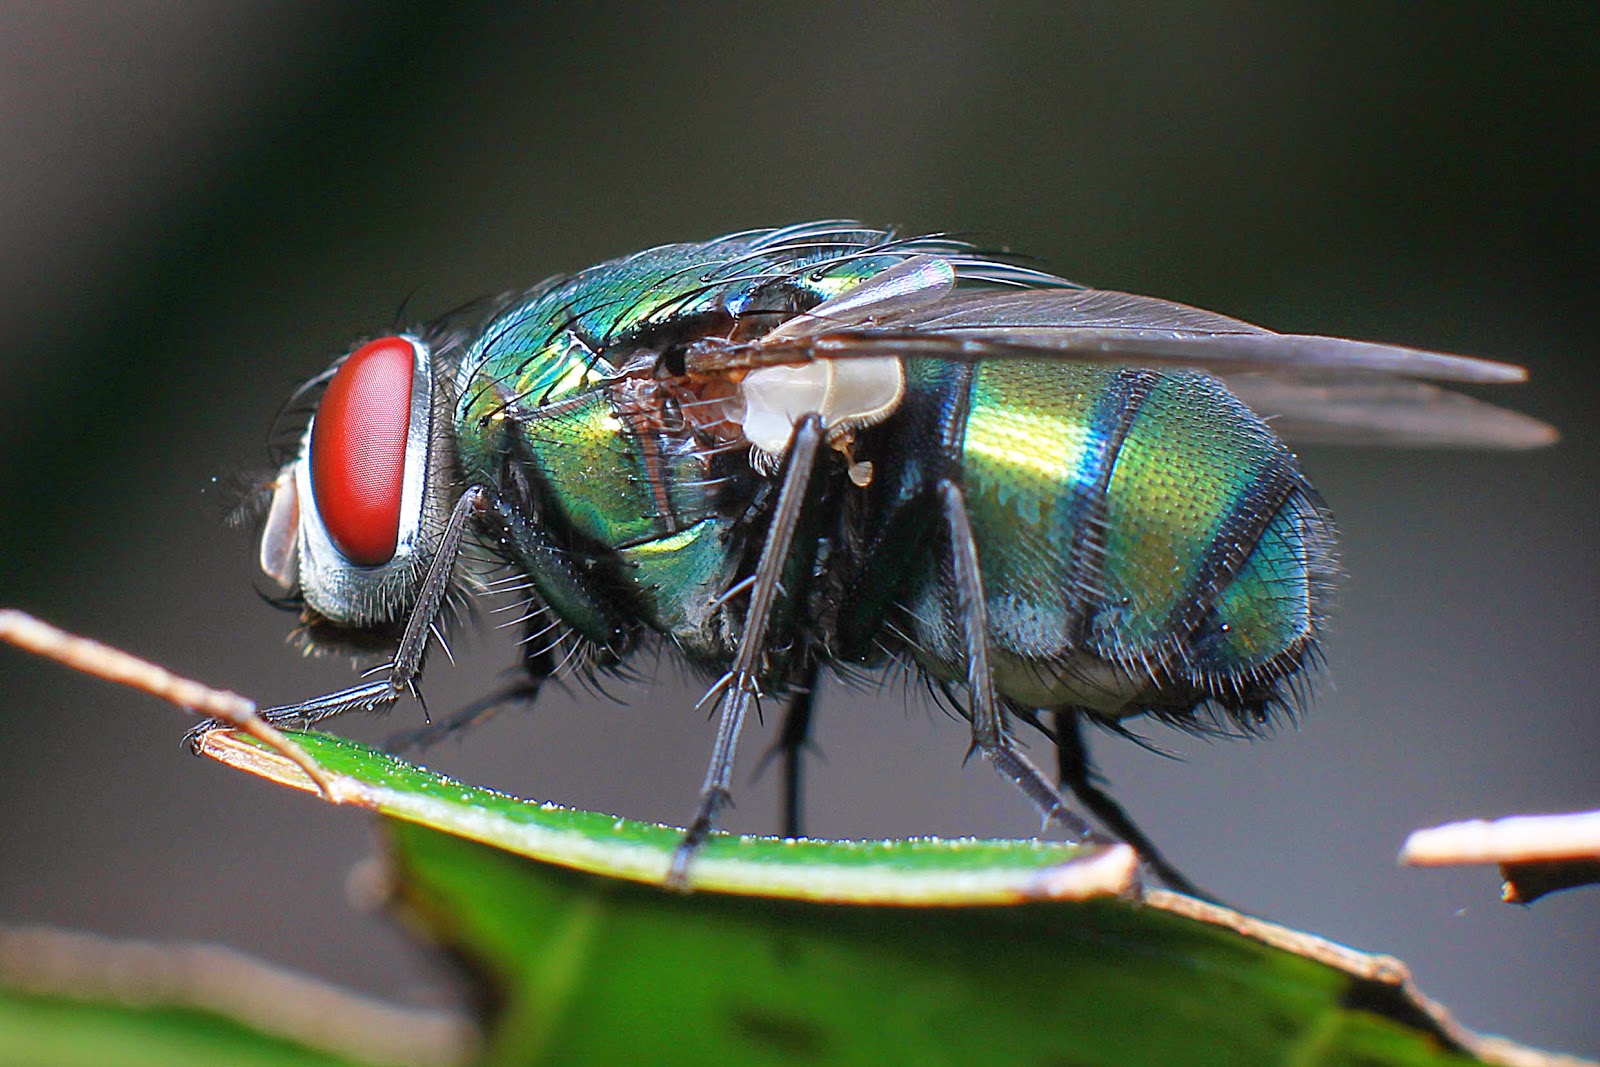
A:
449 226 963 658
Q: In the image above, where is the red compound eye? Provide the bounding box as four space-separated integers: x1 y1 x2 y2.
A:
310 336 417 566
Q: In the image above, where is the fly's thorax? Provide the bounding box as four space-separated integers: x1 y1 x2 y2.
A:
259 335 463 629
458 373 741 549
448 251 914 559
453 342 761 655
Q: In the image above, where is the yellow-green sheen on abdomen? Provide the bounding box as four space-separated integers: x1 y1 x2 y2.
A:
961 364 1105 661
928 361 1327 715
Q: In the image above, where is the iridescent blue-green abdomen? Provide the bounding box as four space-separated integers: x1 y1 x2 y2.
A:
865 360 1334 722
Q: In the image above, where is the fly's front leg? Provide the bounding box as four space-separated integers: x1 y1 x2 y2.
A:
186 486 489 750
937 479 1095 845
669 416 825 887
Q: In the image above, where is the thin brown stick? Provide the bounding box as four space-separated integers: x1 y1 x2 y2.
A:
0 923 477 1065
1401 810 1600 867
0 608 334 798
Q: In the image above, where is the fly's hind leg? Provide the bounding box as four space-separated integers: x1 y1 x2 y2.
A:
1054 707 1214 900
936 480 1095 845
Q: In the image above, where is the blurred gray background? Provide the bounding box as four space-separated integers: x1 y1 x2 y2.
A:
1 2 1595 1057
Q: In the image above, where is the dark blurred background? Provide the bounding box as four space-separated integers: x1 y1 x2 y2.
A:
1 2 1595 1057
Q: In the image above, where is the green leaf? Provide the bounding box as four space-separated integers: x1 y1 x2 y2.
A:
202 730 1576 1067
199 730 1135 903
388 824 1504 1067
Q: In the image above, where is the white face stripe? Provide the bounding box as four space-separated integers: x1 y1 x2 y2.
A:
288 335 436 625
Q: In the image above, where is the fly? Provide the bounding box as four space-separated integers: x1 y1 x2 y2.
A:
196 222 1554 893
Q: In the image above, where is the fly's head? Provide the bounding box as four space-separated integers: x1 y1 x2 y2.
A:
257 333 458 635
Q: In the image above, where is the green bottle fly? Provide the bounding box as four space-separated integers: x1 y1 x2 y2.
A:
220 222 1552 892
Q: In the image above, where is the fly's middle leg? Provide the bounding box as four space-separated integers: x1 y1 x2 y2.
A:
774 655 821 839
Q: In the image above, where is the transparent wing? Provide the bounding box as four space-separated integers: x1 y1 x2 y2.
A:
872 287 1274 335
684 273 1551 449
1221 373 1556 449
703 287 1526 384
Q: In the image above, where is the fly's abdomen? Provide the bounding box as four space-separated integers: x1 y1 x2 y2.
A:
906 362 1334 719
1088 370 1333 706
